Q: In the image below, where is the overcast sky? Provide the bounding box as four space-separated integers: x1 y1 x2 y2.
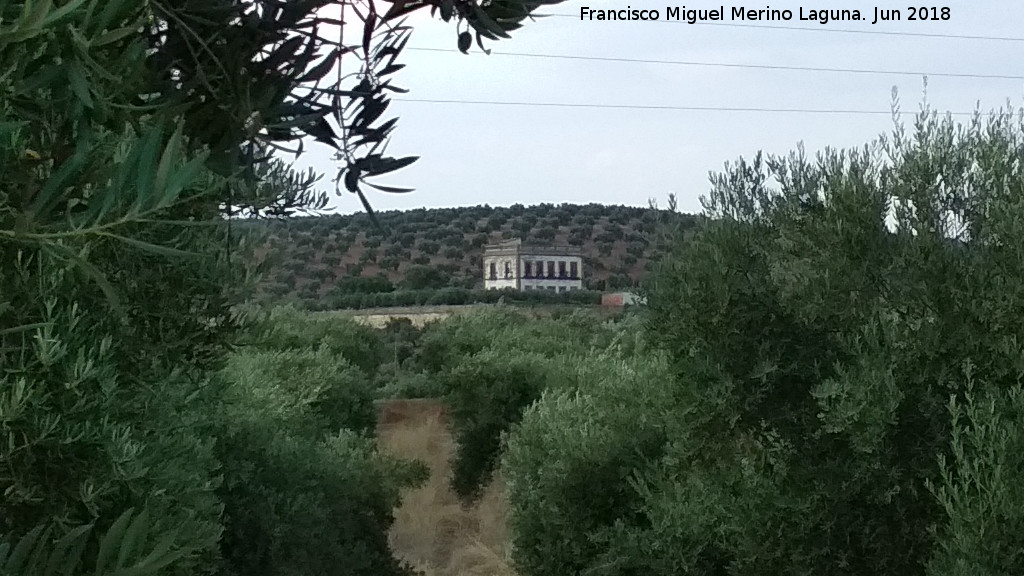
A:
291 1 1024 215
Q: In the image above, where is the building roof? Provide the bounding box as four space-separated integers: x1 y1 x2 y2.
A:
482 238 582 257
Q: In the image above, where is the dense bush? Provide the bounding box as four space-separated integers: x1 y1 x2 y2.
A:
0 0 468 572
215 323 426 576
331 274 396 295
502 109 1024 575
443 246 465 260
504 347 672 576
241 305 386 375
418 240 440 255
443 351 557 500
418 309 639 500
319 287 603 310
401 265 451 290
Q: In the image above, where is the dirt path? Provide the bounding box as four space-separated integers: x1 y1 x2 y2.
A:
376 400 515 576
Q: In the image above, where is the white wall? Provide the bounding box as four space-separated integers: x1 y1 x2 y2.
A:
521 279 583 292
482 253 584 291
483 254 518 290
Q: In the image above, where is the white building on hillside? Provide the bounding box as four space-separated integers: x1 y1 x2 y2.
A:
482 239 583 293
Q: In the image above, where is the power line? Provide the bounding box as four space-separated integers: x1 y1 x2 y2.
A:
394 98 992 116
407 47 1024 81
541 12 1024 43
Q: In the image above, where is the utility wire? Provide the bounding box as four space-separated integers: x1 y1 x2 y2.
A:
394 98 995 116
407 46 1024 81
541 12 1024 43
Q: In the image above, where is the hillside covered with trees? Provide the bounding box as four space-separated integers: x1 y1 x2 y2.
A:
247 202 701 308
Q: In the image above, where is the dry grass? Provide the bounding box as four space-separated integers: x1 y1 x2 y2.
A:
377 400 516 576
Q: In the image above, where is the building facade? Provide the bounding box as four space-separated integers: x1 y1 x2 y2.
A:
482 239 584 292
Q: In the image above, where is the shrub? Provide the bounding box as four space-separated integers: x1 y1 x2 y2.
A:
504 350 672 576
379 256 400 271
504 109 1024 576
215 311 428 576
376 371 443 399
485 214 507 231
217 423 423 576
470 233 489 248
532 227 557 242
443 351 561 499
398 232 417 247
331 274 395 294
244 305 386 374
442 234 466 249
418 240 440 255
401 265 450 290
221 345 377 437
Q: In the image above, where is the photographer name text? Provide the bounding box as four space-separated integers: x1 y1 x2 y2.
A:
579 6 951 25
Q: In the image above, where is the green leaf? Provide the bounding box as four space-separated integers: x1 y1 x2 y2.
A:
90 26 139 47
471 4 511 39
24 525 53 575
362 155 418 176
23 0 54 29
39 0 90 28
440 0 454 21
95 508 134 575
75 180 119 231
261 36 306 73
296 49 339 83
131 529 177 570
161 154 208 208
116 508 149 569
355 96 390 130
362 11 377 55
44 524 93 576
378 63 405 77
0 322 51 337
116 532 191 576
154 122 182 203
67 61 93 108
91 0 130 36
41 243 124 319
56 526 93 576
344 167 360 192
267 109 333 132
4 525 46 574
30 137 91 221
475 31 492 55
102 234 198 258
365 181 415 194
131 126 164 216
